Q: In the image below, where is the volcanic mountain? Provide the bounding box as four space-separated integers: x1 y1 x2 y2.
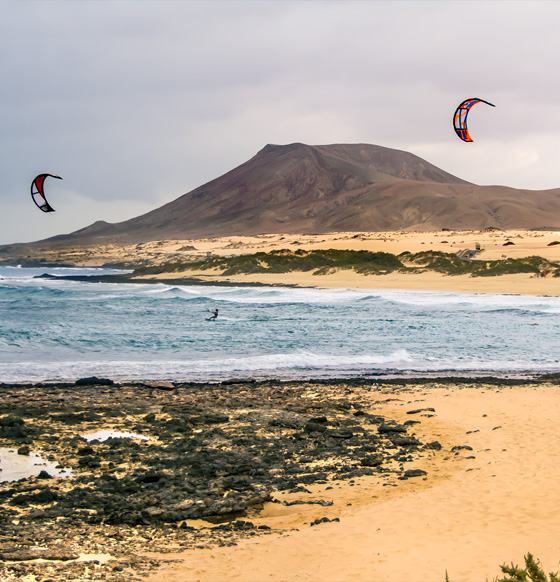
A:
21 143 560 244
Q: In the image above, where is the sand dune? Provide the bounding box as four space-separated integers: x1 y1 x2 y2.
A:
145 382 560 582
3 228 560 294
132 229 560 296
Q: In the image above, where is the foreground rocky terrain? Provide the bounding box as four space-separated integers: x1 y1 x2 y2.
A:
0 377 445 581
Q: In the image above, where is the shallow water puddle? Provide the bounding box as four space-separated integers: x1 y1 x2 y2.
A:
77 553 115 563
82 430 151 442
2 552 115 564
0 448 72 482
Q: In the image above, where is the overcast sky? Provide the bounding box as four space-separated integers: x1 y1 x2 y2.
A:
2 1 560 245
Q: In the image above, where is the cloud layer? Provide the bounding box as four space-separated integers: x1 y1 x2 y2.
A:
2 1 559 244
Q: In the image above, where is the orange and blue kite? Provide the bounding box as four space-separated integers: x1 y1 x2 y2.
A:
453 98 495 142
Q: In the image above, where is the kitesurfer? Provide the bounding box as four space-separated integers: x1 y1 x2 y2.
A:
208 308 219 321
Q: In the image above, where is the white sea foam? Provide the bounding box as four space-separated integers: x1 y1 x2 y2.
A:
2 268 560 383
1 349 559 384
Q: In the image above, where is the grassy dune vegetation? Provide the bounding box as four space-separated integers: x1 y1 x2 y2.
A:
132 249 560 278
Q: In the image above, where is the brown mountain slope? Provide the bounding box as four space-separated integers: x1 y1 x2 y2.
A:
15 143 560 246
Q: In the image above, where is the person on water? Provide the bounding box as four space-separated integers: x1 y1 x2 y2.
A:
208 308 219 320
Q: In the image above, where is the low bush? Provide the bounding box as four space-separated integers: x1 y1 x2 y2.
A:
131 249 560 279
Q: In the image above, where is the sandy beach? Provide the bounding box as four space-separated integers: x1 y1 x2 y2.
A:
15 228 560 295
2 231 560 581
1 378 559 582
146 381 560 582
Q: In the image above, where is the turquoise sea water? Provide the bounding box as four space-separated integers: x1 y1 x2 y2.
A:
1 266 560 383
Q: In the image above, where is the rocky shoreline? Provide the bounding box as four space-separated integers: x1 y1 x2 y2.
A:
1 376 542 581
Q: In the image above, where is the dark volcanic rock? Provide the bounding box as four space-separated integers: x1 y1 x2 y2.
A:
304 420 328 433
406 408 436 415
360 454 383 467
36 470 52 480
425 441 442 450
402 469 428 478
0 416 24 427
75 377 114 386
390 435 421 447
378 423 408 434
327 429 354 439
310 517 340 526
0 378 440 582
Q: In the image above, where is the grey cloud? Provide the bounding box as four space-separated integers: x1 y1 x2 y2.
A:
2 1 560 244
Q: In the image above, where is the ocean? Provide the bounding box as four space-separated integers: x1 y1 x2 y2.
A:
1 265 560 384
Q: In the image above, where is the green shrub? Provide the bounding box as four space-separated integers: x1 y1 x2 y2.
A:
131 249 560 279
498 553 560 582
446 554 559 582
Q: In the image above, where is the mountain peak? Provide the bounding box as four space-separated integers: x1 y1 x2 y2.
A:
257 143 309 155
19 142 560 245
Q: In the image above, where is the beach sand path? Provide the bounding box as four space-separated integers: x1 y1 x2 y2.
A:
145 383 560 582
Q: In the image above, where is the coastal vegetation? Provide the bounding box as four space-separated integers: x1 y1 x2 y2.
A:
449 553 560 582
132 248 560 278
497 553 560 582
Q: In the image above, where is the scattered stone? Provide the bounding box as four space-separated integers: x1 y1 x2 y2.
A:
390 435 420 447
328 429 354 439
37 470 52 479
142 382 175 391
425 441 442 450
360 454 383 467
221 378 256 385
278 499 333 507
406 408 435 415
0 416 24 427
402 469 428 478
378 423 407 434
310 517 340 527
75 377 114 386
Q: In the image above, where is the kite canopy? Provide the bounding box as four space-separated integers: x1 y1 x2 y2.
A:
31 173 62 213
453 98 495 142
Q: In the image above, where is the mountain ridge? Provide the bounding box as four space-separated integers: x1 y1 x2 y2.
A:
7 143 560 247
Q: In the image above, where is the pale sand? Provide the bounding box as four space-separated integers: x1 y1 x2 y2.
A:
125 229 560 295
143 269 560 296
135 229 560 262
145 383 560 582
24 228 560 295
